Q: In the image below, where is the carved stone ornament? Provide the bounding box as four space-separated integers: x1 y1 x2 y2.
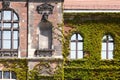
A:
2 0 10 9
36 3 54 14
34 62 58 76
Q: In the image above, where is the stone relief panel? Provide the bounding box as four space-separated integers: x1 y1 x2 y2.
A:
34 62 61 76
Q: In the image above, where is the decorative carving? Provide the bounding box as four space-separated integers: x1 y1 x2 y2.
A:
36 3 54 14
36 3 54 22
2 0 10 9
34 62 58 76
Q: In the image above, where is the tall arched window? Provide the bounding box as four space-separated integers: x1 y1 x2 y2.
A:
70 33 83 59
0 9 19 57
101 35 114 59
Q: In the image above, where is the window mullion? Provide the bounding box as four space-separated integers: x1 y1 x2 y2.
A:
106 36 109 59
76 34 78 59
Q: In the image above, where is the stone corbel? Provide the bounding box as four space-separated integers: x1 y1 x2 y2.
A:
2 0 10 9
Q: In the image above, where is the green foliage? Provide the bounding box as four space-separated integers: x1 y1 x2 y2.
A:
0 59 28 80
63 13 120 79
28 60 64 80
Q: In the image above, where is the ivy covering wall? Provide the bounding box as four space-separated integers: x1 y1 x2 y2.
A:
0 59 28 80
63 13 120 80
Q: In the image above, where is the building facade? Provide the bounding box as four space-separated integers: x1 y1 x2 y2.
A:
0 0 120 80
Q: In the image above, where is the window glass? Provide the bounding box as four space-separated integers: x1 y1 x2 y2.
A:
13 23 18 28
78 34 83 40
108 51 113 59
78 51 83 58
13 31 18 39
71 34 76 40
3 71 10 79
13 40 18 49
78 42 83 50
3 31 11 39
108 35 113 41
108 43 114 50
3 11 11 20
70 42 76 50
3 23 11 28
0 71 2 79
102 35 106 41
3 40 11 49
11 71 16 79
102 43 106 50
13 13 18 21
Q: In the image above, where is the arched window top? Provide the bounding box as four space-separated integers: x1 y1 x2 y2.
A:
102 35 113 42
0 9 19 21
71 33 83 41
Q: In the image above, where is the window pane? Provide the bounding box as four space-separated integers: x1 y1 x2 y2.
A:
3 31 11 39
102 43 106 50
3 71 10 79
108 51 113 59
71 34 76 40
3 23 11 28
13 23 18 28
78 51 83 59
70 42 76 50
108 43 114 50
3 40 11 49
13 13 18 21
108 35 113 41
78 42 83 50
101 51 106 59
102 35 107 42
78 34 83 40
13 31 18 39
13 40 18 49
3 11 11 20
11 71 16 79
70 51 76 59
0 71 2 79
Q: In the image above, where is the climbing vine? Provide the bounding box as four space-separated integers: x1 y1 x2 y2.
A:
63 13 120 79
0 59 28 80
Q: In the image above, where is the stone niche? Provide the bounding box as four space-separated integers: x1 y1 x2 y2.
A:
28 2 63 58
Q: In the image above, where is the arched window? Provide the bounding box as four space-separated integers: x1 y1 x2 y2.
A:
70 33 83 59
0 9 19 57
101 35 114 59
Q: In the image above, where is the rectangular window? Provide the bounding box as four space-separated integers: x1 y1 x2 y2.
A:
3 71 10 79
3 31 11 49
